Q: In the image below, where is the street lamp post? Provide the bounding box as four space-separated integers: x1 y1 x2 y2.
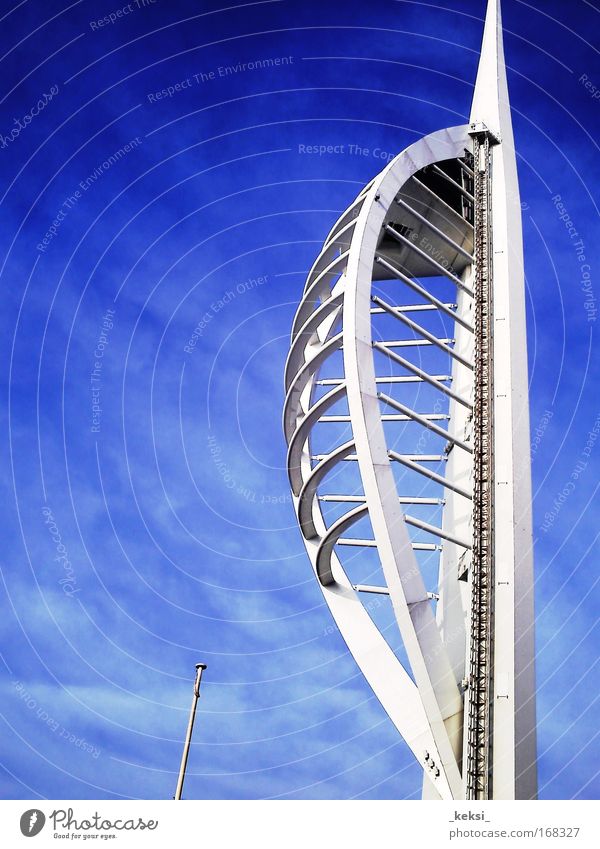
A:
174 663 206 800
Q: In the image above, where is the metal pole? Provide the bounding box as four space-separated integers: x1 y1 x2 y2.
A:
174 663 206 800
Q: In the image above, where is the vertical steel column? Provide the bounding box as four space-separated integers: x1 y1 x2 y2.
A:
466 131 495 800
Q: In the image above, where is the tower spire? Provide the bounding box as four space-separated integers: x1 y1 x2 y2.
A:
470 0 510 142
283 0 536 801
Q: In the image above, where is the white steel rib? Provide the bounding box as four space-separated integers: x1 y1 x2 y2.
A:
283 0 536 800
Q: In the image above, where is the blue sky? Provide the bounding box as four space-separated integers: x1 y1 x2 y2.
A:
0 0 598 800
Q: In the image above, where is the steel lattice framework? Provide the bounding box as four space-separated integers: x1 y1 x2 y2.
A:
283 0 536 800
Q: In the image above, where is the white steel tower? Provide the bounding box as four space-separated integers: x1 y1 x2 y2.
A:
283 0 536 800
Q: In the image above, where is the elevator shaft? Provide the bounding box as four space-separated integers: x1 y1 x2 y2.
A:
465 130 495 800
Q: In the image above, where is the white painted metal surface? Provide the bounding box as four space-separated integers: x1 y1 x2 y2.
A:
283 0 536 800
470 0 537 801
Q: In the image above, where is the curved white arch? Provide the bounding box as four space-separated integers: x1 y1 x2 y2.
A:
284 123 480 799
